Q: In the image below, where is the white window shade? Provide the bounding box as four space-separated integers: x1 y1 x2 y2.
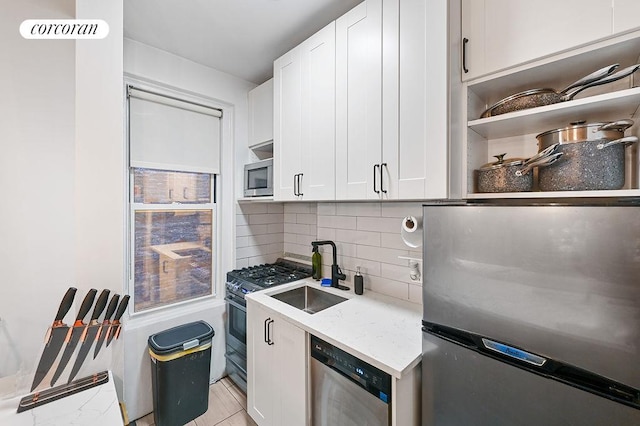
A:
129 87 222 174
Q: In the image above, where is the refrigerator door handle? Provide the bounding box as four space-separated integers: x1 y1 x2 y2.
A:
481 338 547 367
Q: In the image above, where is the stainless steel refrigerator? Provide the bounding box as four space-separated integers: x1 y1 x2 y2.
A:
421 200 640 425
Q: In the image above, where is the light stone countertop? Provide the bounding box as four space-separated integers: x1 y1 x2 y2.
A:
0 371 122 425
246 279 423 379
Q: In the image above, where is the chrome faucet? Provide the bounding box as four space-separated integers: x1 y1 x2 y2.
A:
311 240 348 290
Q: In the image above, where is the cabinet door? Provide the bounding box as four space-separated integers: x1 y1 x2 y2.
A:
274 49 302 201
335 0 383 200
613 0 640 34
463 0 613 80
300 22 336 201
273 317 307 426
247 303 274 425
248 79 274 148
384 0 448 199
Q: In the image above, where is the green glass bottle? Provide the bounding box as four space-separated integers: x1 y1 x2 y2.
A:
312 246 322 280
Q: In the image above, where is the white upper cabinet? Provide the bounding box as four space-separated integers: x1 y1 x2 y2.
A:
613 0 640 34
273 48 302 201
462 0 613 81
248 79 274 148
387 0 449 199
274 22 335 201
300 22 336 201
335 0 383 200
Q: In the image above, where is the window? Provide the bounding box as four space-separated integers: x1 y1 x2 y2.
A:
127 85 222 312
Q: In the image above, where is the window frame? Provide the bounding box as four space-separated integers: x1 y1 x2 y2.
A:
124 80 223 316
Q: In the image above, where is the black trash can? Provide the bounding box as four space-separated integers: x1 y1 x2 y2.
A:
148 320 214 426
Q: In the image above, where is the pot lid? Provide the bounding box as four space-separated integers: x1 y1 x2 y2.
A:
535 119 634 139
479 153 526 171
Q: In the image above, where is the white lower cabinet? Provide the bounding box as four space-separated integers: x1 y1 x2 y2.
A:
247 301 307 426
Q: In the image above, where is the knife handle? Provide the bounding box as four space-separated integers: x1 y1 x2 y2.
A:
104 294 120 322
76 289 97 322
54 288 77 322
90 289 110 321
113 295 130 321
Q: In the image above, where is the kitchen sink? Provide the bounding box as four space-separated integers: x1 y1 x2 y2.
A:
271 286 347 314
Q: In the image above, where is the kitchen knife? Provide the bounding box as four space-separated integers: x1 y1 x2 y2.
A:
30 287 77 391
92 293 120 359
105 295 129 347
49 288 97 387
66 289 110 383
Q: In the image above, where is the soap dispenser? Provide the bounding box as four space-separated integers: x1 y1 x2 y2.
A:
354 267 363 295
312 245 322 280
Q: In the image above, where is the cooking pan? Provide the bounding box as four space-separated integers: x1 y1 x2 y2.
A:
476 144 562 193
480 63 640 118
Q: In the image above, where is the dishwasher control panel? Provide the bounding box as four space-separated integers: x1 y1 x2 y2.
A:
310 335 391 403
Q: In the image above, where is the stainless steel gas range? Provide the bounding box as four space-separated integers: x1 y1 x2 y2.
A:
224 259 312 392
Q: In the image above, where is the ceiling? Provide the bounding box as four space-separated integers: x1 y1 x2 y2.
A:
124 0 362 84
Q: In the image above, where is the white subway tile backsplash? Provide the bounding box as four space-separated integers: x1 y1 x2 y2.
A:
236 214 248 227
317 203 336 216
237 203 268 215
249 233 284 246
334 229 381 247
381 232 416 250
236 224 268 237
380 202 423 218
356 245 409 266
316 227 336 241
267 223 284 234
336 203 381 217
408 284 422 304
237 200 423 305
284 233 297 244
366 275 410 300
296 213 317 225
267 203 285 214
357 216 401 233
249 213 284 225
285 222 311 235
236 236 249 248
317 215 357 230
284 203 316 214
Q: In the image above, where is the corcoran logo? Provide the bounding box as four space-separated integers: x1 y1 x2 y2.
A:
20 19 109 39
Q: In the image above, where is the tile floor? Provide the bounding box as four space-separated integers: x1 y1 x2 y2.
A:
132 376 256 426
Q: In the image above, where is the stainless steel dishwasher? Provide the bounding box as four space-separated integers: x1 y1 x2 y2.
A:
310 335 391 426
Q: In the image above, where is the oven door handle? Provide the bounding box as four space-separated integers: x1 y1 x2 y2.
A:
224 295 246 311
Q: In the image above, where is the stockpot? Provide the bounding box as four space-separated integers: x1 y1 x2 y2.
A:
536 119 639 191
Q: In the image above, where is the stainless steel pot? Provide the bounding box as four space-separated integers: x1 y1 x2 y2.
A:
476 145 561 193
480 63 640 118
536 120 639 191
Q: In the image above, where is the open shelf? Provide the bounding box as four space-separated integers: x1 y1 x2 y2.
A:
468 87 640 140
466 189 640 199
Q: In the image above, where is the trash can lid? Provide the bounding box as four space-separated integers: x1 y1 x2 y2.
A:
148 320 214 355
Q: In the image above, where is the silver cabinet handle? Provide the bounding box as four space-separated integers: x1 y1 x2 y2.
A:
267 319 274 345
264 317 270 344
183 187 189 199
162 260 168 274
168 188 173 200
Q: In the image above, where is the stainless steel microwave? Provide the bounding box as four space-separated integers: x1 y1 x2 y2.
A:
244 158 273 197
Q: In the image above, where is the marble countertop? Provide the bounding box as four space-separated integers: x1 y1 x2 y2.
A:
246 279 422 379
0 371 122 426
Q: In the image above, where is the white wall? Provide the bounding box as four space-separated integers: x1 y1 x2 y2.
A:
0 0 126 397
236 203 285 268
0 0 76 389
123 38 256 421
